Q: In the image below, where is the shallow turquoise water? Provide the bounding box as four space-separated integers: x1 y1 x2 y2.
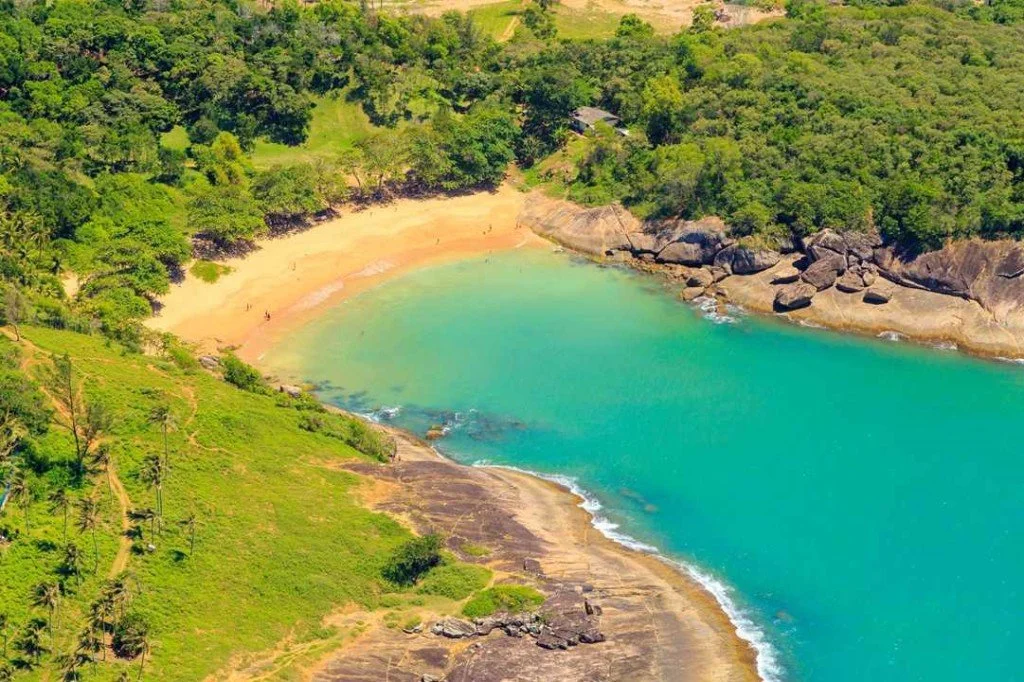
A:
262 249 1023 682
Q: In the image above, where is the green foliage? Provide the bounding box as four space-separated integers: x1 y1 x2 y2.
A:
221 353 268 394
189 260 232 284
1 327 413 680
186 183 266 247
554 5 1024 247
416 562 492 599
252 165 323 222
383 534 444 586
461 585 545 618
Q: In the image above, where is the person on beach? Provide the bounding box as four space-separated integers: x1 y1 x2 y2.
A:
264 310 271 321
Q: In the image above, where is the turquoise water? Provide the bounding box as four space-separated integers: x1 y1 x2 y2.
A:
262 249 1024 682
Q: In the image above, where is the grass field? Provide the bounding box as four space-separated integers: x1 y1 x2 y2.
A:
251 93 379 170
0 328 496 680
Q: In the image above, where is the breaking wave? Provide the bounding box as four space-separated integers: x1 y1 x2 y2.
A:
470 461 784 682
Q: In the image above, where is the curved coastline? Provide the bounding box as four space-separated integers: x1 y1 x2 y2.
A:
469 461 783 682
150 189 765 681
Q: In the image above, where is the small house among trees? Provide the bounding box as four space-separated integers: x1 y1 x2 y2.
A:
571 107 622 134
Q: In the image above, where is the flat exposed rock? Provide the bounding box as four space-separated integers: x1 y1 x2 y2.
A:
774 282 817 310
771 265 801 284
433 618 477 639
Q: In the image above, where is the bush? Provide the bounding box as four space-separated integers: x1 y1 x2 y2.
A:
416 563 492 600
112 612 150 659
461 585 545 619
382 534 444 586
221 353 268 393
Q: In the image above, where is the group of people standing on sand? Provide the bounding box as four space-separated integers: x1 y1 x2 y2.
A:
245 302 272 321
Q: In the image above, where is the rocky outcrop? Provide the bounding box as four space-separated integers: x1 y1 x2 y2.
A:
713 245 781 275
521 196 1024 328
520 201 636 256
877 240 1024 320
774 282 817 310
800 255 845 290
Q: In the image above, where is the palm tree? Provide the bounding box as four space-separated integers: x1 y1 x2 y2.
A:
134 631 151 681
61 542 85 584
129 508 156 542
7 467 30 533
15 619 47 666
0 611 8 658
49 487 71 543
86 599 110 661
55 651 87 682
48 354 82 465
32 581 62 640
89 443 113 498
101 575 135 623
76 496 100 572
147 404 175 467
138 455 166 533
180 512 198 558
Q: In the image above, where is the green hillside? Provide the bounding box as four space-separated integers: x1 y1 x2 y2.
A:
0 328 483 680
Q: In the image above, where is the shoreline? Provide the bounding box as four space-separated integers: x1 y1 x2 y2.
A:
148 186 546 362
469 460 781 681
348 426 765 682
148 187 767 679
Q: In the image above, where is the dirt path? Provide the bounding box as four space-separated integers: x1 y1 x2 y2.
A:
2 329 135 579
106 462 133 578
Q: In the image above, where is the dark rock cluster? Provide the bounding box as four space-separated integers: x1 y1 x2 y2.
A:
523 198 1024 319
429 597 605 652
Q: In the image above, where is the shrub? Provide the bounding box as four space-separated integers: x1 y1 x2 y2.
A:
416 563 492 600
461 585 545 619
382 534 444 586
112 612 150 659
221 353 268 393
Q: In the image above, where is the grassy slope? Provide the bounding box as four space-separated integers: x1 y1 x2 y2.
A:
251 93 379 170
2 328 414 680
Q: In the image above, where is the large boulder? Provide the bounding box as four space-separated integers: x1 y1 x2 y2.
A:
686 267 715 288
803 229 848 263
653 217 731 265
774 282 817 310
800 255 845 290
803 229 882 266
835 271 866 293
713 245 781 275
519 199 636 256
863 286 893 305
433 618 477 639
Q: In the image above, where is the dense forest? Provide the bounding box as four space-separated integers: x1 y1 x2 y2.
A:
0 0 1022 341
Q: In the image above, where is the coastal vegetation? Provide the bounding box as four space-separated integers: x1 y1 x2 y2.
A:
1 0 1023 348
0 326 524 679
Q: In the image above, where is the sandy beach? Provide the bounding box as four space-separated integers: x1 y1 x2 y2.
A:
149 186 545 361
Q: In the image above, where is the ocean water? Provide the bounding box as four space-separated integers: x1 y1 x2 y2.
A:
261 248 1024 682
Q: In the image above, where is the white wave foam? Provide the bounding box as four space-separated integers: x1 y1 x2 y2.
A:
352 260 395 278
693 296 739 325
471 461 783 681
995 356 1024 365
877 330 906 342
292 280 345 311
361 405 402 423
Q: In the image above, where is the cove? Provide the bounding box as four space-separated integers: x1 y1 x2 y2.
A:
261 248 1023 682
